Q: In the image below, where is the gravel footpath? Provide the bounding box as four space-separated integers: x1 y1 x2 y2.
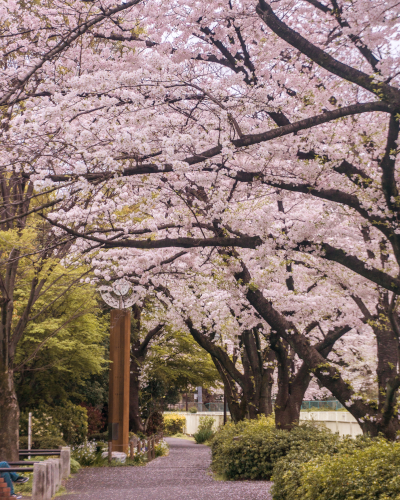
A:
58 437 272 500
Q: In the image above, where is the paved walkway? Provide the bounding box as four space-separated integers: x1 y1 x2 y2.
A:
58 437 272 500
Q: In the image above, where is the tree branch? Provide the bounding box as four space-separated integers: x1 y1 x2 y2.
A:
256 0 399 103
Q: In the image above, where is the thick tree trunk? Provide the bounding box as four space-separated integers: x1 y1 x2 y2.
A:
129 357 144 433
274 356 311 430
0 369 19 461
271 337 310 430
241 329 275 419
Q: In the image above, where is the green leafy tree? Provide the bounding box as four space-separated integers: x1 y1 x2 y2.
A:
139 327 221 431
14 276 108 409
128 304 220 433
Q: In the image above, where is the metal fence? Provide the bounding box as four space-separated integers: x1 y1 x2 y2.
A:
166 402 227 412
167 399 344 413
301 400 344 410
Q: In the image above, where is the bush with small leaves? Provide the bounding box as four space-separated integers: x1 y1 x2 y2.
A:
271 433 378 500
194 428 214 444
20 402 88 445
198 416 215 431
275 438 400 500
163 413 186 436
211 417 338 480
19 435 67 449
194 416 216 443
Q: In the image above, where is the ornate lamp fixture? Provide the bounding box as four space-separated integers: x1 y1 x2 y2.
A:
99 278 143 309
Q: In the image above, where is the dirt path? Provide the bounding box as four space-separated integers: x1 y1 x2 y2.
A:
58 437 272 500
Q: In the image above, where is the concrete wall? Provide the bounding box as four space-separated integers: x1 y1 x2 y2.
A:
180 412 226 435
299 411 362 437
175 411 363 437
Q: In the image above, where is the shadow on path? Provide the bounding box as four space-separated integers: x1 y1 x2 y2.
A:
58 437 272 500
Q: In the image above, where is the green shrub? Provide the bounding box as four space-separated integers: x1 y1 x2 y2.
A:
273 438 400 500
50 402 88 444
194 428 214 444
70 458 81 474
198 416 215 431
20 402 88 445
189 406 198 413
88 431 108 442
38 435 68 449
211 417 337 480
271 433 377 500
194 416 216 443
163 413 186 435
19 435 67 449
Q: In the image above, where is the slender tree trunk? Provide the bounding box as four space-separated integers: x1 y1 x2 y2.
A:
212 357 248 422
129 357 144 433
0 368 19 460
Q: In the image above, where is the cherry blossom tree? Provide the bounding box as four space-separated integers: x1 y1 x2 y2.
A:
3 0 400 442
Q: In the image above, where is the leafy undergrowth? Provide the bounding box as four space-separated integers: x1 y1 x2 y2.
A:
272 438 400 500
155 440 169 457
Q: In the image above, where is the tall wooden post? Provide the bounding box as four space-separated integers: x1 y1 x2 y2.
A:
109 309 130 454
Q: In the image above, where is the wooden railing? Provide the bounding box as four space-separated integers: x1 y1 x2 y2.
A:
129 432 163 462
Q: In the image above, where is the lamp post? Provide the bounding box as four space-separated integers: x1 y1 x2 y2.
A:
100 279 141 457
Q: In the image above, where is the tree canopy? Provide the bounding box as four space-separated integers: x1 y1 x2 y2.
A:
2 0 400 446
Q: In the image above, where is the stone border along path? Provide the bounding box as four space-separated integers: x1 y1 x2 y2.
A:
58 437 272 500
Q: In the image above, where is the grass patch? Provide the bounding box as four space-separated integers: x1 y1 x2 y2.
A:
172 433 195 441
14 474 33 496
54 486 68 497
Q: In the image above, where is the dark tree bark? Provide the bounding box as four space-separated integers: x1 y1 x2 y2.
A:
0 369 19 461
272 337 311 430
186 319 275 422
232 254 400 439
128 305 164 433
211 357 248 422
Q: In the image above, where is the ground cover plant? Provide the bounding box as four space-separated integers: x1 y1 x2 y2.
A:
72 440 148 467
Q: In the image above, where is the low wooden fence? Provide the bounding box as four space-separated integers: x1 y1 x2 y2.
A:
128 432 163 462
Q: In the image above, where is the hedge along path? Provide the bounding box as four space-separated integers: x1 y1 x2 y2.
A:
58 437 272 500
